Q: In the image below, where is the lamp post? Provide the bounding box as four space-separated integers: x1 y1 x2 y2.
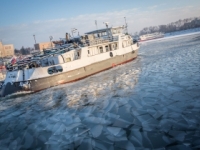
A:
33 35 36 44
124 17 128 34
33 35 36 50
49 36 53 48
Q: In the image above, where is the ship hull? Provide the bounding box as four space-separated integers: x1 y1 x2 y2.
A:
1 50 138 96
139 35 164 42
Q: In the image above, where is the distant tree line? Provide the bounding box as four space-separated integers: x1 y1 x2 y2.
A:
14 47 34 55
138 17 200 35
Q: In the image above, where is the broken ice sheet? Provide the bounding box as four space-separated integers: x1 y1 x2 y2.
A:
106 134 127 142
115 141 135 150
135 114 153 124
168 130 186 142
117 105 133 122
112 117 132 128
83 116 111 125
107 127 121 136
93 139 110 150
90 125 103 138
21 132 34 149
9 139 18 150
77 138 93 150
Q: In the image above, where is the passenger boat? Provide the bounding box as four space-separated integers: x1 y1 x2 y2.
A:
0 25 139 96
139 32 164 42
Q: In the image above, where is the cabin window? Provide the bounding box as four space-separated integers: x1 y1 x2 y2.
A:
112 44 117 50
65 57 71 62
88 50 90 54
112 29 116 34
102 32 107 36
105 46 109 52
99 47 103 53
109 44 112 51
77 52 80 57
122 41 126 47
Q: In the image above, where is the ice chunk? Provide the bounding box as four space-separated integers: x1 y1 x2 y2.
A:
112 118 131 128
106 135 127 142
168 130 186 142
77 138 93 150
54 123 66 135
90 125 103 138
84 117 110 125
106 112 120 119
65 123 81 132
9 140 18 150
107 127 121 136
136 114 153 124
74 136 84 147
115 141 135 150
93 140 107 150
129 135 142 147
104 101 116 113
130 131 143 145
23 132 34 149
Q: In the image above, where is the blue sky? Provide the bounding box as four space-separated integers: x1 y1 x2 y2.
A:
0 0 200 49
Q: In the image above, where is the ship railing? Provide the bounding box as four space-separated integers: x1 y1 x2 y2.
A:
86 36 118 46
6 44 82 71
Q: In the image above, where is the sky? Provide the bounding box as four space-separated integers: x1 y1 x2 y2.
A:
0 0 200 49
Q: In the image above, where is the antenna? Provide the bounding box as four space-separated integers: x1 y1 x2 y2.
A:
103 22 110 39
103 22 109 28
71 28 77 38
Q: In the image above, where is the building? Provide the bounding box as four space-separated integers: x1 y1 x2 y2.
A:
0 42 14 58
34 42 55 51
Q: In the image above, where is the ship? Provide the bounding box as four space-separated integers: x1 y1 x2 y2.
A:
139 32 164 42
0 25 139 97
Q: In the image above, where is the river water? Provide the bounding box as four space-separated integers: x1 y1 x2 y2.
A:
0 33 200 149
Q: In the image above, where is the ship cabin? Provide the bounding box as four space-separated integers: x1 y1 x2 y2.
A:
81 26 133 57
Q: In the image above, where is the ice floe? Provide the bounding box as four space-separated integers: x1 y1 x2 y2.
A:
0 33 200 149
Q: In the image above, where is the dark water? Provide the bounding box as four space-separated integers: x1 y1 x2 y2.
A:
0 34 200 149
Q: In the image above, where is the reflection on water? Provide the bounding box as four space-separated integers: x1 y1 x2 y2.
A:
0 34 200 149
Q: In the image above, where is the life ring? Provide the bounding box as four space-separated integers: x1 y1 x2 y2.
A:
110 52 113 57
48 70 53 74
7 66 13 71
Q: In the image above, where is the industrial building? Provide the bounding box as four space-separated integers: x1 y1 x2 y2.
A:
0 42 14 58
34 42 55 51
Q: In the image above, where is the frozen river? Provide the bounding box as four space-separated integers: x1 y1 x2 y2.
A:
0 34 200 149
